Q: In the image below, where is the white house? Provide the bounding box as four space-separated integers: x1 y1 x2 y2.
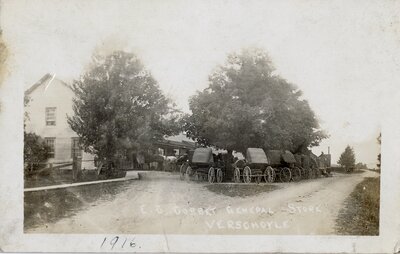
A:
24 74 94 168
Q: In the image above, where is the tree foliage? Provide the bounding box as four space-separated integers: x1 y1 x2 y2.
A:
183 48 327 154
355 162 367 169
24 132 51 172
68 51 180 162
24 93 51 173
338 145 356 169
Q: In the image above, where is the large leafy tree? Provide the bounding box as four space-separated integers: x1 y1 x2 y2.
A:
183 48 326 154
68 51 180 163
338 145 356 170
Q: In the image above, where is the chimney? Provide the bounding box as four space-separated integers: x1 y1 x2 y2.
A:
328 146 330 155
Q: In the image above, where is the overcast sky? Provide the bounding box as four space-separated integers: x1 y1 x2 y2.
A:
3 0 399 167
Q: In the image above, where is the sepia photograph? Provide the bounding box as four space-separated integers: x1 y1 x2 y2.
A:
0 0 399 253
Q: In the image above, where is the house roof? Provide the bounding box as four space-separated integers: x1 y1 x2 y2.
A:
24 73 72 95
155 139 197 149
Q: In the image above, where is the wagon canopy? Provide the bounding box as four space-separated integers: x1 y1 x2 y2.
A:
282 150 296 164
266 150 282 166
192 148 214 164
246 148 269 164
294 154 302 167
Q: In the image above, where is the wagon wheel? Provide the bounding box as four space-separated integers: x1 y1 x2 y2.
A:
185 166 192 181
216 168 223 183
179 163 187 180
233 167 241 183
279 167 292 182
264 166 276 183
208 167 216 183
243 166 252 184
291 167 302 182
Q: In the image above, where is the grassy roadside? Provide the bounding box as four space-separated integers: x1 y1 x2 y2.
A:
336 176 380 235
24 180 133 231
330 167 365 174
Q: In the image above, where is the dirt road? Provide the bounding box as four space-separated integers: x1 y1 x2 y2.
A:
26 169 379 234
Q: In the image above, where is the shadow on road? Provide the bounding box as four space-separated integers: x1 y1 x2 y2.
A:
205 183 280 198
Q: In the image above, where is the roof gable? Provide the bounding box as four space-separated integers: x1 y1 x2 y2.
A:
25 73 72 95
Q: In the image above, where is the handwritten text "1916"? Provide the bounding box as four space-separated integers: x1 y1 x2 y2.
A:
100 236 138 250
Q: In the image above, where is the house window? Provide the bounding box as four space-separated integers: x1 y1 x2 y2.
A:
45 107 56 126
44 137 55 158
71 137 82 158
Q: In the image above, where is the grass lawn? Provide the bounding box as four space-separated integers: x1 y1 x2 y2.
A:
336 177 380 235
24 180 133 231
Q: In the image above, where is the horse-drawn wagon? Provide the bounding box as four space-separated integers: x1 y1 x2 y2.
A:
265 150 302 182
178 150 194 180
294 152 331 179
180 147 224 183
233 148 274 183
294 154 313 179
